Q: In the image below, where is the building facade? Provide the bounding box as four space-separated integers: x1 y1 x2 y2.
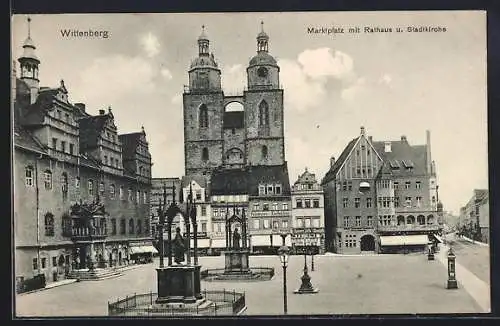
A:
291 168 325 254
14 19 153 287
322 127 441 254
181 23 293 253
458 189 489 243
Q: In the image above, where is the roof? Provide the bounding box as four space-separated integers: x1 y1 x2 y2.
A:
13 122 47 154
181 174 208 189
294 168 318 186
210 163 291 196
79 153 101 169
78 115 109 149
321 137 358 185
21 88 58 125
474 189 488 201
372 141 428 176
223 111 244 129
190 55 218 70
249 51 277 67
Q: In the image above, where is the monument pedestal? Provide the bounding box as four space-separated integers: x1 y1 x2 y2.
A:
223 250 251 274
294 270 319 294
156 265 202 304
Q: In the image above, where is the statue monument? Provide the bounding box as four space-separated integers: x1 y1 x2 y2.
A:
223 206 251 275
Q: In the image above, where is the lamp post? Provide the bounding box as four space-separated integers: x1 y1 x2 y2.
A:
278 245 289 314
427 241 435 261
447 247 458 289
310 229 315 272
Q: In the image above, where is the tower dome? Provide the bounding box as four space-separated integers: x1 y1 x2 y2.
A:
248 21 277 67
190 25 218 70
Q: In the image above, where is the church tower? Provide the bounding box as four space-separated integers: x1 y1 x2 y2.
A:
183 26 224 180
244 22 285 166
18 17 40 104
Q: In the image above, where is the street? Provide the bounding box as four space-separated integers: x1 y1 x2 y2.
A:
16 253 482 316
444 233 490 285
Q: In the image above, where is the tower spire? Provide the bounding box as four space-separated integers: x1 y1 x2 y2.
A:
27 16 31 38
256 21 269 53
197 25 209 56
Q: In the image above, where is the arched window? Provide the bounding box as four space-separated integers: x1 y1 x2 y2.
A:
61 173 68 197
110 184 116 198
25 166 34 186
202 147 209 161
417 215 426 225
129 219 134 234
259 100 269 126
427 215 435 225
199 104 209 128
119 186 124 200
44 170 52 190
137 220 142 235
99 182 105 195
44 213 54 236
262 145 268 159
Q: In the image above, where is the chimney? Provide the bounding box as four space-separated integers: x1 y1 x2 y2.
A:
384 141 391 152
426 130 432 174
99 109 105 115
75 103 86 112
330 156 336 168
401 135 407 142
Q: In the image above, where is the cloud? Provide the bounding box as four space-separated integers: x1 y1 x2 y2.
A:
298 48 354 80
76 54 156 109
341 77 367 101
140 32 160 58
379 73 392 85
222 64 246 93
161 68 173 80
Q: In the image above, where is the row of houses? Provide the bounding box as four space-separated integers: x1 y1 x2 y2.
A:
457 189 489 243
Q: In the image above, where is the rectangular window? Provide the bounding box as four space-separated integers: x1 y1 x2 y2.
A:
313 199 320 208
394 182 399 189
312 218 320 228
303 218 310 228
61 141 66 153
296 200 303 208
253 203 260 211
272 203 278 210
32 258 37 270
88 180 94 196
304 199 311 208
259 185 266 196
342 181 347 191
128 189 132 201
432 196 436 203
263 219 270 229
354 198 360 208
267 185 274 195
342 198 348 208
275 185 282 194
416 181 421 189
69 143 74 155
343 216 349 228
120 219 126 234
52 138 57 149
282 220 289 228
111 218 117 235
394 197 399 207
196 191 202 200
119 186 124 200
213 209 219 217
416 196 422 207
367 216 373 227
99 182 105 195
366 198 372 208
263 203 269 211
201 222 207 233
41 258 46 269
297 218 304 228
44 171 52 189
283 203 289 210
405 197 412 206
253 219 260 229
405 181 411 189
25 167 33 186
52 256 57 267
355 216 361 227
201 205 207 216
348 182 352 191
273 221 279 229
216 223 222 233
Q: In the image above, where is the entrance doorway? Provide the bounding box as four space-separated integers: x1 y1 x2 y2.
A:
360 235 375 251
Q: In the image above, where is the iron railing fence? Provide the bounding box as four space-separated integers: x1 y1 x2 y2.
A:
108 289 245 316
200 267 274 280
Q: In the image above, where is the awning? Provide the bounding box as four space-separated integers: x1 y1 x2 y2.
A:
250 235 270 247
380 235 429 246
129 245 158 254
433 234 444 243
190 238 211 248
211 239 227 248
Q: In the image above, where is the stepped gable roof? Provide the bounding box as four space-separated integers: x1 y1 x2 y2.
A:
210 167 249 195
13 121 47 154
247 163 291 196
372 140 427 176
321 137 359 185
78 114 109 150
223 111 244 129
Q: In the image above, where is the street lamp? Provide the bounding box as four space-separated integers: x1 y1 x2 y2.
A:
447 247 458 289
427 241 435 261
309 229 315 272
278 245 290 314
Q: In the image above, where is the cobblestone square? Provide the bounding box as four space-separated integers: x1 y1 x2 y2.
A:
16 253 483 317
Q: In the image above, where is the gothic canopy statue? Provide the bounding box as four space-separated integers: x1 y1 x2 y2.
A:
233 228 241 249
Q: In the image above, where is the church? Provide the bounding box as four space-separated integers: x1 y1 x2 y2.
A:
182 23 293 253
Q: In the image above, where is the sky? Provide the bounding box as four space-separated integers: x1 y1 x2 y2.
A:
11 11 487 215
